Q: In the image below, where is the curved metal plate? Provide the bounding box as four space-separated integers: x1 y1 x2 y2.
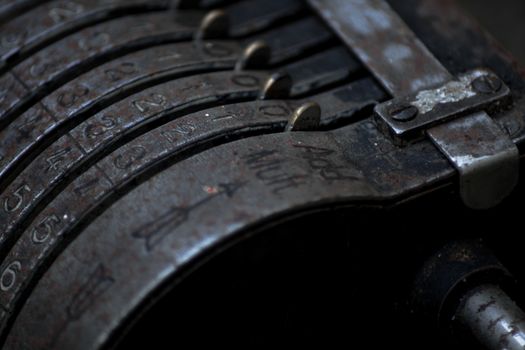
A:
0 11 202 128
0 70 270 253
0 79 385 338
0 16 334 191
0 0 169 71
0 40 242 189
3 118 454 349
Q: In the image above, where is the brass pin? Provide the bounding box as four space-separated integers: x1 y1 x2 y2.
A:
236 41 271 70
286 102 321 131
260 72 292 100
196 9 229 39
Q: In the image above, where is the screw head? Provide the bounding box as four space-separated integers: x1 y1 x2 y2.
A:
389 104 418 122
472 75 502 94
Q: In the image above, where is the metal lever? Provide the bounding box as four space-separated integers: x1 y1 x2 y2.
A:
307 0 519 209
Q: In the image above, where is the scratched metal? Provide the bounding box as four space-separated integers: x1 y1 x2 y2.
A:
306 0 452 95
0 16 332 192
0 70 268 251
375 69 511 136
0 49 363 255
0 79 386 338
309 0 520 209
0 11 202 129
0 0 170 72
0 0 45 25
2 118 454 349
0 0 307 130
0 40 240 190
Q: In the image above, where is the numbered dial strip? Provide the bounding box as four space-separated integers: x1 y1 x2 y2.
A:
0 78 385 343
0 0 306 129
0 49 365 269
3 112 457 349
0 0 169 70
0 71 270 251
0 11 201 127
0 44 364 253
0 16 334 191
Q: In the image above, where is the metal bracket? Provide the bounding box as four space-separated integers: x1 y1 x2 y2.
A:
307 0 520 209
375 70 518 209
374 69 511 138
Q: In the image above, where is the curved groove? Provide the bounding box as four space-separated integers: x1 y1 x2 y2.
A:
0 21 198 130
0 64 235 193
0 15 336 193
0 78 385 340
0 96 255 248
0 123 287 344
0 1 171 74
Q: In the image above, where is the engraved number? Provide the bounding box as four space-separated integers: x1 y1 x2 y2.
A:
104 62 137 82
32 215 61 244
132 93 167 113
3 184 31 213
78 32 110 51
113 146 147 170
57 85 90 108
84 115 119 139
0 261 22 292
49 2 84 24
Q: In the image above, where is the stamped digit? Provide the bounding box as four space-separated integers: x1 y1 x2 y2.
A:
16 109 43 139
0 261 22 292
231 74 260 87
57 84 90 108
103 62 138 82
84 115 119 139
45 147 72 173
48 2 84 24
78 31 110 51
131 93 167 113
3 184 31 213
30 60 52 78
31 215 61 244
259 105 290 117
113 146 147 170
200 42 234 58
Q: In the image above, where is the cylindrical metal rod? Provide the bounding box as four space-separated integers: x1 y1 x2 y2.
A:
456 284 525 350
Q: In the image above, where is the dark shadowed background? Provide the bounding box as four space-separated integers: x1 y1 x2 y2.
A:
458 0 525 65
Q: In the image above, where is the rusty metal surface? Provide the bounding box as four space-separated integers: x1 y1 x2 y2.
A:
428 112 519 209
0 0 306 130
3 119 454 349
0 0 524 349
306 0 452 95
0 0 170 72
375 69 511 137
0 50 360 264
0 11 202 129
0 79 384 339
0 15 333 193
